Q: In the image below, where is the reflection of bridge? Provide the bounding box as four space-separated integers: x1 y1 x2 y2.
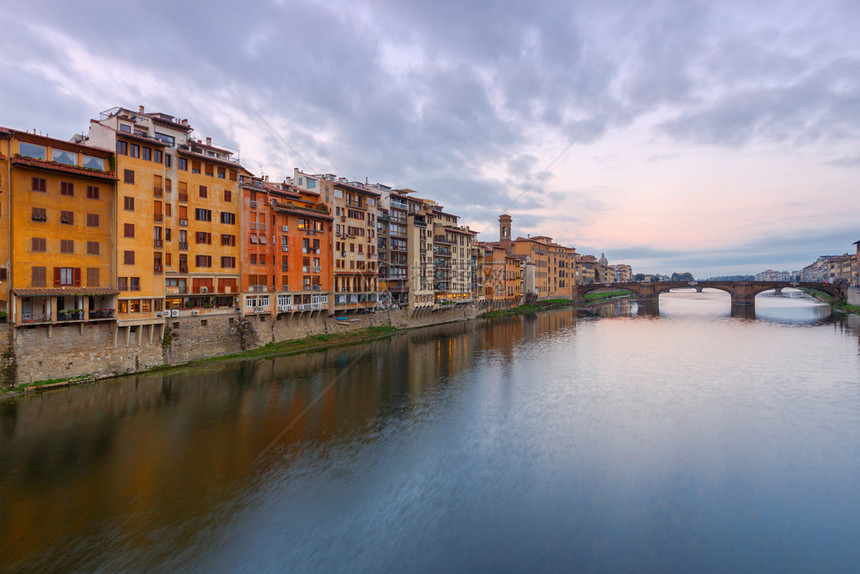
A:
576 281 847 308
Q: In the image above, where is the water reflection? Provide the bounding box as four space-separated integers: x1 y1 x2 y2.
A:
0 294 859 572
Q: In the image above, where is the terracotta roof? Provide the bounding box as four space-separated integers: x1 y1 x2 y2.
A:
13 287 119 297
151 115 193 131
272 202 333 220
11 157 116 181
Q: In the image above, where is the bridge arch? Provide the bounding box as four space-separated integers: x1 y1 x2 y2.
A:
574 281 845 309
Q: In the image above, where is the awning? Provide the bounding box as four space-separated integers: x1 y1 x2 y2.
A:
12 288 119 297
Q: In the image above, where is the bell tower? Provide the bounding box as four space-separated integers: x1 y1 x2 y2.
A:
499 214 512 250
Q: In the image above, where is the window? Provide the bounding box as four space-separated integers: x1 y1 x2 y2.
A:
55 267 79 287
154 149 163 164
53 149 76 165
195 231 211 244
32 207 47 221
82 155 105 170
217 166 225 179
223 189 232 202
60 239 74 254
86 185 99 199
124 196 135 210
220 212 235 224
87 268 99 286
124 169 135 184
221 256 235 268
124 223 135 238
60 211 74 225
155 132 175 146
165 179 172 193
221 234 235 246
32 177 46 192
195 208 212 221
199 185 208 198
60 181 74 196
119 124 132 133
250 254 257 265
195 255 212 267
205 163 213 177
124 250 135 265
87 241 99 255
142 147 152 161
20 142 47 159
87 213 99 227
117 141 128 155
229 169 238 181
31 237 46 252
165 153 172 168
118 277 128 290
129 144 140 158
32 266 46 286
178 157 187 170
130 277 140 291
191 160 201 174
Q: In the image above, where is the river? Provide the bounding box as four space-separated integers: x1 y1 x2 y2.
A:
1 289 859 573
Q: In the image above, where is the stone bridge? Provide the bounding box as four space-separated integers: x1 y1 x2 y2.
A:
575 281 847 308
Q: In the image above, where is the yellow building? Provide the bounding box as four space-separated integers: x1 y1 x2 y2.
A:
0 128 117 326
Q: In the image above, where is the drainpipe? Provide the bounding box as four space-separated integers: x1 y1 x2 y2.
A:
3 133 13 325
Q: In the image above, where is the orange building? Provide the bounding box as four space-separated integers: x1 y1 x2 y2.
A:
290 170 379 312
240 176 333 317
85 106 245 322
0 128 117 326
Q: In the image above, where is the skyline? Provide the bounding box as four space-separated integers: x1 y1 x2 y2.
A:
1 0 858 277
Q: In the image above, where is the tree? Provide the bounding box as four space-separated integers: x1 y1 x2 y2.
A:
634 273 645 281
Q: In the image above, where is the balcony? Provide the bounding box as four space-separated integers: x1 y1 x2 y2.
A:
57 310 84 322
154 239 163 248
179 242 188 250
179 264 188 273
313 266 321 273
88 308 115 320
21 314 51 324
249 285 267 292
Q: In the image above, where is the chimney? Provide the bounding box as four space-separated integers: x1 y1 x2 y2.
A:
139 105 145 114
206 137 211 146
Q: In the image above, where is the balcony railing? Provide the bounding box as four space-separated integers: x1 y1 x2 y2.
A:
88 309 115 320
249 285 267 292
179 264 188 273
57 310 84 321
154 239 163 248
154 263 163 274
21 314 51 324
179 242 188 250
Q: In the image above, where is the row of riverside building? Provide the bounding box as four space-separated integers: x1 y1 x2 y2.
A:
0 105 632 332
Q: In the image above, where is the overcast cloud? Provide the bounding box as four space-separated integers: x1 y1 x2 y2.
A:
1 0 858 277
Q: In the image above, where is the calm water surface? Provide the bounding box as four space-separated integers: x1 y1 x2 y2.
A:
1 289 859 573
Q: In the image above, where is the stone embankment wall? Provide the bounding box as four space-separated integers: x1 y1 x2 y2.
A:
5 305 485 386
848 287 860 307
13 322 164 385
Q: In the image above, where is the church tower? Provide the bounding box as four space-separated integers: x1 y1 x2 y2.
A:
499 214 512 250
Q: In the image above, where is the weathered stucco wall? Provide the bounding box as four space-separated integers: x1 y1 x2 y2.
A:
848 287 860 306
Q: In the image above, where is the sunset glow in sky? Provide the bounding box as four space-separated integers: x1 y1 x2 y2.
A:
2 0 858 277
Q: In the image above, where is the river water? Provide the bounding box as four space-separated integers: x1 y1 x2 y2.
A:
1 289 859 573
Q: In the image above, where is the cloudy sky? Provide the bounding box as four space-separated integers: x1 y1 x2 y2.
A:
2 0 858 277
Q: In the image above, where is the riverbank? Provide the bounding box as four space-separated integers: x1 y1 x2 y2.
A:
481 291 634 318
2 294 643 398
801 288 860 315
